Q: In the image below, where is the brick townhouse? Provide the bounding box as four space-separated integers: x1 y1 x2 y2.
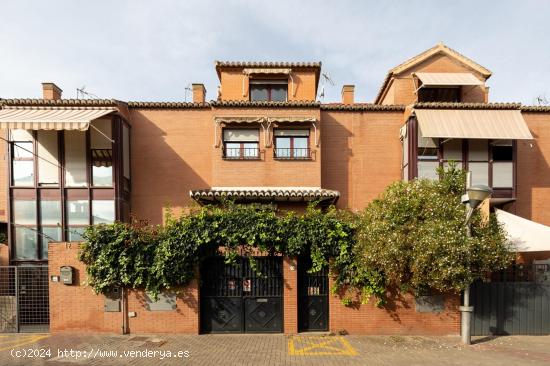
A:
0 43 549 335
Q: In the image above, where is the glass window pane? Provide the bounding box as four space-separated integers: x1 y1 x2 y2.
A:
225 142 240 158
90 119 112 149
443 162 462 171
15 227 37 259
68 227 86 242
67 200 89 225
468 139 488 161
492 145 513 161
40 201 61 225
243 143 258 158
13 142 33 159
12 160 34 186
92 200 115 224
250 85 268 101
65 131 87 187
13 200 36 225
443 139 462 161
41 227 62 259
270 86 287 102
275 137 290 158
223 129 259 142
468 162 489 186
493 162 513 187
293 137 308 158
418 161 439 180
92 164 113 187
10 129 33 142
37 131 59 185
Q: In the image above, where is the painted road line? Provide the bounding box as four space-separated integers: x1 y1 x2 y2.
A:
288 336 357 356
0 335 49 351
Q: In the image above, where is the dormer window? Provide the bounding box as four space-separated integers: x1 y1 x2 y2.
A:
250 80 288 102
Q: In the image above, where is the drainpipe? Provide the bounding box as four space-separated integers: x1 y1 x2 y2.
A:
121 287 128 335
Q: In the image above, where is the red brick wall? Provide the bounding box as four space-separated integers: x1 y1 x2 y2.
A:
328 277 461 335
49 242 199 334
283 257 298 334
0 244 9 266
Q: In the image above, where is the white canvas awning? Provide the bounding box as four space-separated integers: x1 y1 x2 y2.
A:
0 106 117 130
414 72 483 87
496 209 550 252
414 109 533 140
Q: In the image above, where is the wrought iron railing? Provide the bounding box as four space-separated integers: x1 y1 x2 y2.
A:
274 148 311 160
223 148 260 160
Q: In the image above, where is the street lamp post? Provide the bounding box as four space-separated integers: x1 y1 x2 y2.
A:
460 184 493 345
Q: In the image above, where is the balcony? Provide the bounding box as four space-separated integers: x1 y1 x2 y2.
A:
274 148 311 160
223 147 260 160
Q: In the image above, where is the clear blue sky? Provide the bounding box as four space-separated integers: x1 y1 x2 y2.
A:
1 0 548 104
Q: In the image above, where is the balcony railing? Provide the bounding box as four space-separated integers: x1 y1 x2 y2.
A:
274 148 311 160
223 147 260 160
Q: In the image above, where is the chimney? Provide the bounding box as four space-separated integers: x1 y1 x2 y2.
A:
42 82 62 100
341 85 354 104
192 83 206 103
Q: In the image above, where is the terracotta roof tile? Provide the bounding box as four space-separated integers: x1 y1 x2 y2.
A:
321 103 405 111
413 102 522 110
127 101 210 109
215 61 321 69
0 98 119 107
521 105 550 112
210 100 320 108
190 187 339 204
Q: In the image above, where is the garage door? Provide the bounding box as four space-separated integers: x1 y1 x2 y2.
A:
471 264 550 335
200 256 283 333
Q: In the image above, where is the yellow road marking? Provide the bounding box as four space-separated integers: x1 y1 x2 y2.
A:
0 335 49 351
288 336 357 356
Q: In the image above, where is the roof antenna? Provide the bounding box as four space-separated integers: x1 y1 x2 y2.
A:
184 84 192 102
535 94 548 106
76 86 99 99
318 72 335 100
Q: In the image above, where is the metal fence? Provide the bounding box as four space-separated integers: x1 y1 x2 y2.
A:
0 266 49 333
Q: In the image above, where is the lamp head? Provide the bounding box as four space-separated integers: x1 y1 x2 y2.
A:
466 184 493 209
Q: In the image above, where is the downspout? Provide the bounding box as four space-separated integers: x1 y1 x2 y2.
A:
288 72 295 98
121 287 128 335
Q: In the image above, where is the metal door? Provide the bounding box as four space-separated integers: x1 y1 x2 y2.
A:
298 256 329 332
471 264 550 335
200 256 283 333
0 266 49 333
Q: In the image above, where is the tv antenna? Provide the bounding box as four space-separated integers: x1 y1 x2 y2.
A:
184 84 192 102
76 86 99 99
535 94 548 106
318 72 335 100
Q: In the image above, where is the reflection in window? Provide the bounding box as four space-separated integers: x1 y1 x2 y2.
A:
12 140 34 186
92 200 115 224
15 227 37 259
91 119 113 187
41 227 62 259
65 131 87 186
67 200 89 225
274 130 310 159
250 81 288 102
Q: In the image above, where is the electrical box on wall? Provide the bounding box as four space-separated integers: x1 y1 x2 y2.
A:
60 266 74 285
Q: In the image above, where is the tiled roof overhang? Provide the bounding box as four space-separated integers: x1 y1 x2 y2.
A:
215 61 321 68
210 100 320 108
412 102 522 110
0 98 120 107
521 105 550 112
321 104 406 111
190 187 339 205
127 101 210 109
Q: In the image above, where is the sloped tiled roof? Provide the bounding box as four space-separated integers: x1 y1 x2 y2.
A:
413 102 522 110
215 61 321 68
521 105 550 112
190 187 339 205
374 43 492 104
127 101 210 109
210 100 320 108
0 98 120 107
321 103 405 111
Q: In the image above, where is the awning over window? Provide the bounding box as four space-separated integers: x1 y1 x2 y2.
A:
243 68 291 75
414 109 533 140
214 116 264 124
190 187 339 205
414 73 483 87
496 209 550 252
0 106 117 130
267 117 316 123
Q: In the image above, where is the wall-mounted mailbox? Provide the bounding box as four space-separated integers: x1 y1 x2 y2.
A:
60 266 74 285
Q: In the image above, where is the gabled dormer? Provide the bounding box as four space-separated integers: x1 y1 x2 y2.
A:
215 61 321 102
375 43 492 105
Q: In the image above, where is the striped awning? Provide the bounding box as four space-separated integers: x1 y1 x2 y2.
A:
243 68 291 75
414 109 533 140
214 116 264 124
0 106 117 130
190 187 339 205
267 116 316 123
414 72 483 87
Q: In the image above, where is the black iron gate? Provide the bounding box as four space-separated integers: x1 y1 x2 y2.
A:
471 264 550 335
200 256 283 333
298 256 329 332
0 266 49 333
